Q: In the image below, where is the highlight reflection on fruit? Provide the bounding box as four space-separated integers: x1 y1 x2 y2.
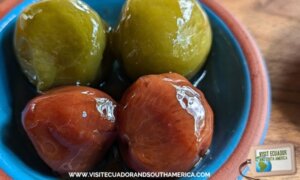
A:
22 86 117 173
117 73 214 172
13 0 216 175
14 0 107 91
114 0 212 80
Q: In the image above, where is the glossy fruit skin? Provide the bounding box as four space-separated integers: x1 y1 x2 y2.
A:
22 86 117 173
14 0 107 92
114 0 212 80
117 73 214 172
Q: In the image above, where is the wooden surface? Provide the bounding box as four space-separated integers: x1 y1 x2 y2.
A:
218 0 300 179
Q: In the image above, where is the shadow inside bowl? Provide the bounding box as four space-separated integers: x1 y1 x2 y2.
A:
0 23 54 177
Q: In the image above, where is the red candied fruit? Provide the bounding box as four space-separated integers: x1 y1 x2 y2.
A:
22 86 117 173
117 73 214 172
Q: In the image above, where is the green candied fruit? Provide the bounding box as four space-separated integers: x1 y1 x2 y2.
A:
114 0 212 80
14 0 107 91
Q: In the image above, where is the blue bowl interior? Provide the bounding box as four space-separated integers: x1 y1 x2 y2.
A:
0 0 251 179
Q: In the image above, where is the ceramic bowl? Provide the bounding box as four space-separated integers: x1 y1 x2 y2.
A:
0 0 270 179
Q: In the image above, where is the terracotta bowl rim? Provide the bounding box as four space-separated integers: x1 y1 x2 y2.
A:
200 0 271 179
